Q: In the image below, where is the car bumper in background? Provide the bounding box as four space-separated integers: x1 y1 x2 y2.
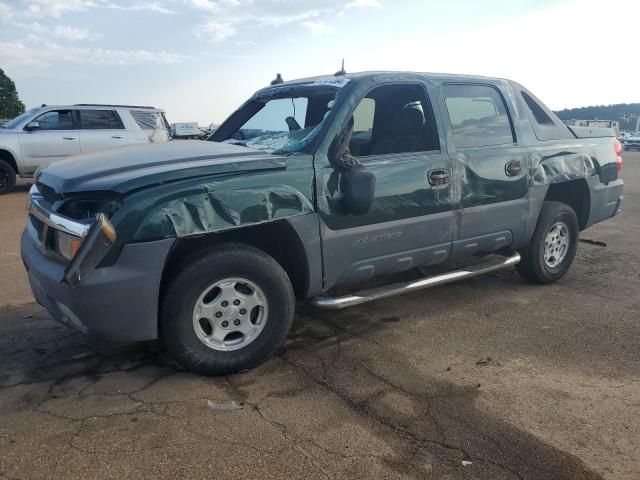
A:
21 231 174 342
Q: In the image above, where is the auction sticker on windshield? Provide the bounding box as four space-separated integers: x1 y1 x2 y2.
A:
312 78 350 88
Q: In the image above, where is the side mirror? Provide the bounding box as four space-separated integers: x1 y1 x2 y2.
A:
341 166 376 215
25 121 40 131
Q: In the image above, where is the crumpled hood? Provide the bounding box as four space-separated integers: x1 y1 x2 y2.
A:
37 140 287 194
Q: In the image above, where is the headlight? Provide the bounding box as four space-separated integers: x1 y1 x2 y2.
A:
54 231 84 260
64 214 117 287
53 216 116 261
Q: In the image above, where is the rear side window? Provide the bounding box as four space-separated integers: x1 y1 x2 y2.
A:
79 110 123 129
131 110 165 130
516 85 574 141
443 84 515 148
521 92 554 125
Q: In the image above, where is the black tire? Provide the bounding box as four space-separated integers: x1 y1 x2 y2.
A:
161 243 295 375
516 201 579 284
0 159 16 194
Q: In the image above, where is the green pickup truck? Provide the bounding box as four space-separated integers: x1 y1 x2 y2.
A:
22 72 624 375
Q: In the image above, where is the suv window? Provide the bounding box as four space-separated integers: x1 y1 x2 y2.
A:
131 110 164 130
516 86 574 141
79 110 124 129
521 92 554 126
32 110 74 131
443 84 514 148
351 83 439 157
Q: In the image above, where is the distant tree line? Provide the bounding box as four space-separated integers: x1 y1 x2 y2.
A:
554 103 640 131
0 68 25 119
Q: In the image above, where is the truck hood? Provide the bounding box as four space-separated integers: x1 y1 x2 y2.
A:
37 140 288 195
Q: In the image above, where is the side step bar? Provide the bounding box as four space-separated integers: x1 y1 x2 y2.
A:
309 253 521 310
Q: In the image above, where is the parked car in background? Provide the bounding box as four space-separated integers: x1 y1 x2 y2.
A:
22 72 623 375
171 122 206 139
623 133 640 150
0 104 170 193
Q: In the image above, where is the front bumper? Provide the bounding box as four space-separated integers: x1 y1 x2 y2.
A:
21 230 175 342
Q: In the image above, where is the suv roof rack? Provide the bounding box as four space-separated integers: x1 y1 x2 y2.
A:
74 104 157 109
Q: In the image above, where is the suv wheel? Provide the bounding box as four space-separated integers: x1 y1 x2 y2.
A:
161 243 295 375
516 201 579 284
0 159 16 194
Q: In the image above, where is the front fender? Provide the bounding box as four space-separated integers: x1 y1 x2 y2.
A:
132 183 315 241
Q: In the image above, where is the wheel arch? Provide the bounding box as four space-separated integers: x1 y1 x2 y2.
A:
159 216 321 317
0 149 18 174
543 178 591 230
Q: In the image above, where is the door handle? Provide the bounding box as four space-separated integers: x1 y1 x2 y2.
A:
62 137 77 140
428 169 450 186
111 135 124 139
505 159 522 177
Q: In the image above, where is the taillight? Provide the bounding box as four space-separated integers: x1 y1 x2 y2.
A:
614 138 623 172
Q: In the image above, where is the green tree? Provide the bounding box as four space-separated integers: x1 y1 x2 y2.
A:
0 68 25 119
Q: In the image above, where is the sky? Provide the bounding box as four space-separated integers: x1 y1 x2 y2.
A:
1 0 638 125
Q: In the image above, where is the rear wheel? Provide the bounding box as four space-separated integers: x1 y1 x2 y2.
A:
516 201 579 284
0 159 16 194
161 243 295 375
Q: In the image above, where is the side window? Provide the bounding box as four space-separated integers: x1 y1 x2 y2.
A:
131 110 165 130
353 98 375 134
79 110 124 129
443 84 515 148
351 83 439 157
521 92 554 125
32 110 74 130
518 88 574 141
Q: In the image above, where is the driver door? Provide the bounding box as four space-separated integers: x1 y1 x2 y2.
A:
19 109 81 174
317 81 455 289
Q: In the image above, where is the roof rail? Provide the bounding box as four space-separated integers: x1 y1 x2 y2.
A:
74 104 157 109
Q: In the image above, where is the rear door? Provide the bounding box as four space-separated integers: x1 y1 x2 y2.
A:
317 81 455 289
438 83 529 256
78 109 128 154
18 109 80 173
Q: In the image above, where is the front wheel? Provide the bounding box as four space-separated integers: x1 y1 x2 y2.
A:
161 243 295 375
516 201 579 284
0 159 16 194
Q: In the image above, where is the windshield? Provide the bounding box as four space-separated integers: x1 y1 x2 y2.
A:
213 85 340 154
2 109 39 129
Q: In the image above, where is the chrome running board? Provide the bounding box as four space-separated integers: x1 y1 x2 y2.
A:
309 253 521 310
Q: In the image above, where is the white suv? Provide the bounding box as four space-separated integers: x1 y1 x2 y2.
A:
0 104 170 193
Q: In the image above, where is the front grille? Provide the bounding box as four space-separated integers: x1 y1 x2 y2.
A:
30 215 46 243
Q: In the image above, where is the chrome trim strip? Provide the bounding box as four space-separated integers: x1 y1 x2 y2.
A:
28 185 91 238
309 253 521 310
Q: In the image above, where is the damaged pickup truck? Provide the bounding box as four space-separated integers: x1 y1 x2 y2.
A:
22 72 624 375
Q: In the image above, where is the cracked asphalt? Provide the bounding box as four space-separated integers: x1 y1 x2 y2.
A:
1 154 639 479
